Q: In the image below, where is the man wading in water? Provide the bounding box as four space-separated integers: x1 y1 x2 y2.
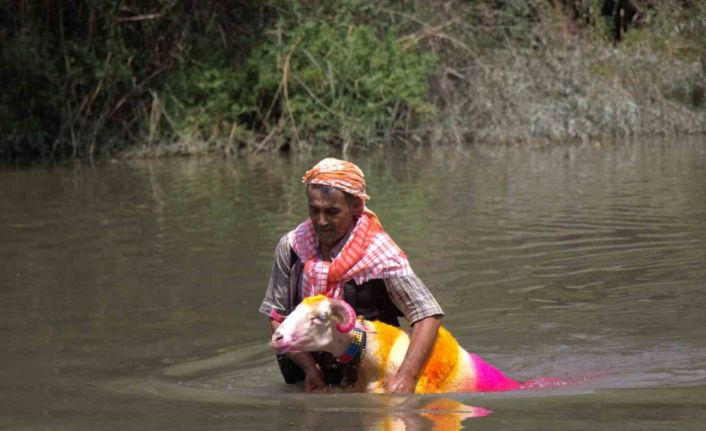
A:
260 158 444 393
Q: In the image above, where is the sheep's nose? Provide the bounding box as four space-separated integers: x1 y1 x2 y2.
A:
271 331 290 352
271 331 285 347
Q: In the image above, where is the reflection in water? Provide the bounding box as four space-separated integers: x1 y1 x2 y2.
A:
284 397 491 431
106 353 491 430
386 398 492 430
415 398 492 428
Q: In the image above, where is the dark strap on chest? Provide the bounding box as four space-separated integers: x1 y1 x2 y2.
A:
343 280 402 327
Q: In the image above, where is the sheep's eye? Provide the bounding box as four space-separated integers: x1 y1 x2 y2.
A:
312 313 328 322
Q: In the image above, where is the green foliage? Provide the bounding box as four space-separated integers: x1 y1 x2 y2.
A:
258 6 435 147
0 0 267 159
1 0 704 160
0 19 61 158
163 1 437 150
618 1 706 62
162 64 254 142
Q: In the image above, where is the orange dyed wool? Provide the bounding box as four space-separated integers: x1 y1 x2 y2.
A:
368 321 403 377
367 321 461 393
416 327 461 393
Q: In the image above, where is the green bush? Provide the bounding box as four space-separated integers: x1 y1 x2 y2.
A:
162 1 437 151
0 19 62 158
0 0 267 160
1 0 703 160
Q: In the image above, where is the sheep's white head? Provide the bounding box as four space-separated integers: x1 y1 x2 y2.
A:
270 295 356 354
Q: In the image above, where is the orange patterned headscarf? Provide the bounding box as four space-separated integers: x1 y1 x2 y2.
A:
292 158 411 298
302 158 370 202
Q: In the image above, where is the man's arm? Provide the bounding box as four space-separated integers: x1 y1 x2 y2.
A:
259 235 293 317
261 235 326 392
270 319 326 392
383 315 442 394
383 275 444 394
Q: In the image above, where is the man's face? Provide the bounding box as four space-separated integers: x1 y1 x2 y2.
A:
306 186 361 249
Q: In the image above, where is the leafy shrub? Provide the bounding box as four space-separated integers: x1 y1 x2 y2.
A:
1 0 703 160
162 1 437 151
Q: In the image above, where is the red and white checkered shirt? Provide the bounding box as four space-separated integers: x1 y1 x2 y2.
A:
260 228 443 324
290 210 414 299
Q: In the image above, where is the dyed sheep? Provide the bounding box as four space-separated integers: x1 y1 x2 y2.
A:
270 295 524 393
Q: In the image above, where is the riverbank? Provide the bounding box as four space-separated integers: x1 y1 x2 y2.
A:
2 1 704 161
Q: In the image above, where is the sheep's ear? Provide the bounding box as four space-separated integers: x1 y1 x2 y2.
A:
330 299 356 333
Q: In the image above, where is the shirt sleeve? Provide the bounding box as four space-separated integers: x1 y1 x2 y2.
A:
259 234 292 317
384 274 444 325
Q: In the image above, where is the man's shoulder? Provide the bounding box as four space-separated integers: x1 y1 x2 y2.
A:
272 231 295 266
275 230 293 249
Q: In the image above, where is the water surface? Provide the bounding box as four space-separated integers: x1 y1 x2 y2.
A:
2 138 706 430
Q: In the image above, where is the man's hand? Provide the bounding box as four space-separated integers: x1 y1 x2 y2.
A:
271 318 327 392
383 315 442 395
383 371 416 394
303 364 327 392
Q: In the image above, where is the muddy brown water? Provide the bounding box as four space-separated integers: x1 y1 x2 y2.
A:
2 139 706 430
